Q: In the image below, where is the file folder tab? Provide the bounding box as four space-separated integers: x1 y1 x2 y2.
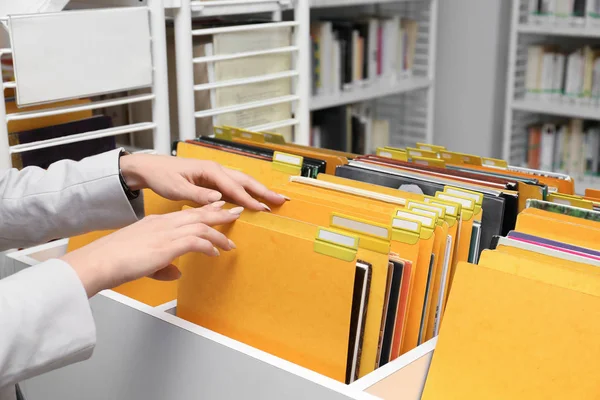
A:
262 130 286 144
412 156 446 169
548 193 594 209
213 126 232 141
377 147 408 161
481 157 508 168
314 227 359 261
417 142 446 152
330 213 391 254
391 217 422 244
406 147 439 159
272 151 303 175
395 209 435 239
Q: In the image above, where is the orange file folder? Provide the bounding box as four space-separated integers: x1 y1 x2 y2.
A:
176 207 376 383
66 190 195 306
422 261 600 399
176 141 301 188
515 212 600 250
520 206 600 229
233 138 348 175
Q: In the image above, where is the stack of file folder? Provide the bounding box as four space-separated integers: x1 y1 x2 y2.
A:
66 125 600 393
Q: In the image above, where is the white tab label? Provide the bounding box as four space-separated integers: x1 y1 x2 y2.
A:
445 188 481 204
379 151 392 158
437 193 474 209
392 218 420 232
318 229 357 248
274 153 302 166
396 210 434 227
332 215 389 239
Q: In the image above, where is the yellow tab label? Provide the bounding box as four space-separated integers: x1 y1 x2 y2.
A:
416 142 446 152
377 147 408 161
213 126 232 141
272 151 303 175
481 157 508 169
444 186 483 206
407 147 439 159
548 193 594 210
412 156 446 168
438 151 464 165
237 129 266 143
314 227 359 261
262 131 286 144
330 214 391 254
391 217 422 245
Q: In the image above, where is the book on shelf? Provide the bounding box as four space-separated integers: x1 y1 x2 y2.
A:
527 0 591 25
310 16 418 97
310 103 389 154
525 44 600 105
526 118 600 179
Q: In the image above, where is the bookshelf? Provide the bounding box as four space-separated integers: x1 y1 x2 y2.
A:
309 0 438 149
503 0 600 194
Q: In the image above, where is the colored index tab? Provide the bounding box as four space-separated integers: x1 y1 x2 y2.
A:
272 151 303 175
391 216 422 244
262 130 286 144
377 147 408 161
407 200 446 220
548 193 594 210
313 227 359 262
330 213 391 254
412 156 446 168
443 186 483 206
435 192 474 220
481 157 508 168
424 196 461 218
237 129 266 143
417 142 446 152
438 151 464 165
407 147 439 159
213 126 232 141
395 209 435 240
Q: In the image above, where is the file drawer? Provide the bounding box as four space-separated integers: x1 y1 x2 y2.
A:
5 240 434 400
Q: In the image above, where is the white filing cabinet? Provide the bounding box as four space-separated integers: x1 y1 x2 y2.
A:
4 239 435 400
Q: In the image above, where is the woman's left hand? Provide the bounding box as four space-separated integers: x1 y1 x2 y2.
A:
119 153 287 211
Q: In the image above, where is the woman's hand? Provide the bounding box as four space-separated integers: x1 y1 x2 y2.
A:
61 203 242 298
119 153 287 211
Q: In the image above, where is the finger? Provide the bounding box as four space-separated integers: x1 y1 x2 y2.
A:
224 168 286 207
149 264 182 281
169 236 221 258
175 206 242 227
202 164 265 211
173 177 223 205
174 223 235 251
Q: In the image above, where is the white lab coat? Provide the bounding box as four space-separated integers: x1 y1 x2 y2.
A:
0 148 144 399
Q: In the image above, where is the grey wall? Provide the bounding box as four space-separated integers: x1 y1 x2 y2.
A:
433 0 511 158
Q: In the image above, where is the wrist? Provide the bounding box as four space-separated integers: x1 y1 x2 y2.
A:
119 152 145 192
61 253 107 298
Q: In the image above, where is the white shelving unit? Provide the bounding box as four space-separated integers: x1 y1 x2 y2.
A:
502 0 600 194
309 0 438 146
0 0 172 169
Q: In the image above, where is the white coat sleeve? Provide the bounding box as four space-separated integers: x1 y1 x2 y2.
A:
0 148 144 252
0 258 95 391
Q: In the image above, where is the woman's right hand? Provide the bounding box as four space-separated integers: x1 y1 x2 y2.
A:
60 202 243 298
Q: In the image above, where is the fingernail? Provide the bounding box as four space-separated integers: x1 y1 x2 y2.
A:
229 207 244 215
208 192 223 202
228 239 237 250
212 247 220 256
211 200 226 209
259 202 271 212
279 194 291 201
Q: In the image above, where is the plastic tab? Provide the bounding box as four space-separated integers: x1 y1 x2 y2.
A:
314 227 359 261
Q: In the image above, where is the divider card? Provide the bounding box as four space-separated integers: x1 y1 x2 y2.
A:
176 207 371 384
317 173 425 202
507 231 600 258
421 262 600 399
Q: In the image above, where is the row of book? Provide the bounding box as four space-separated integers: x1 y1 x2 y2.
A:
310 17 418 97
527 118 600 177
528 0 600 26
526 44 600 104
66 125 596 394
310 104 390 154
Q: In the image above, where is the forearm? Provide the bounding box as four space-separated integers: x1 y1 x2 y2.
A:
0 149 144 251
0 259 96 390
